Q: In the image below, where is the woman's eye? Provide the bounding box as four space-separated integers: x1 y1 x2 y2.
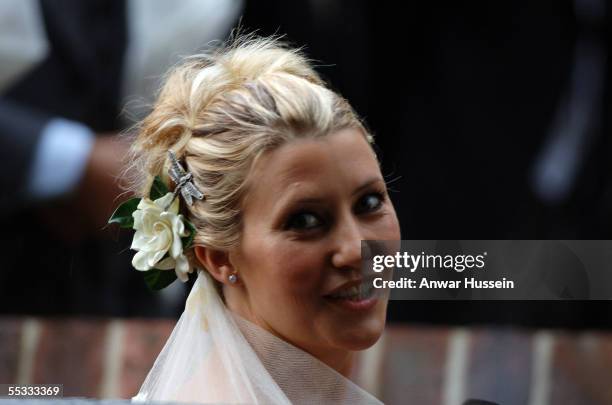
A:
285 212 322 230
355 192 384 214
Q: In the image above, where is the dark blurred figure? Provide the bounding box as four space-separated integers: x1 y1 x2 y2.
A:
243 0 612 328
4 0 612 327
367 1 612 328
0 0 241 316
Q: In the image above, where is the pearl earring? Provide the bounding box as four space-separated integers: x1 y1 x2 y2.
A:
228 273 238 284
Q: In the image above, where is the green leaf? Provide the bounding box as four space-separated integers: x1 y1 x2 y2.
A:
143 269 177 291
150 175 169 200
181 220 196 249
107 197 141 228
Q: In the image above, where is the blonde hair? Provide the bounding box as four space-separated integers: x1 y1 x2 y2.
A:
125 34 372 253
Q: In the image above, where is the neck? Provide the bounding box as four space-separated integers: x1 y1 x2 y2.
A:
315 346 355 378
225 287 356 378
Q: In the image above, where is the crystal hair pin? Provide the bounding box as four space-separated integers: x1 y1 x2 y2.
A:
167 150 205 207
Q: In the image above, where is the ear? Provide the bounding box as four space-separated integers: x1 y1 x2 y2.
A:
194 245 236 285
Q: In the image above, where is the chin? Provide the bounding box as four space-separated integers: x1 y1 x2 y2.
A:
333 316 386 351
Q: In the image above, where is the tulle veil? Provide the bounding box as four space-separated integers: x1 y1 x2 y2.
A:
132 269 383 404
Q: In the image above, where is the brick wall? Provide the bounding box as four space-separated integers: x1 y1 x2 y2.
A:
1 318 611 404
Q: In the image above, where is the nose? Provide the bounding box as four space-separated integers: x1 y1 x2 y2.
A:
330 213 363 271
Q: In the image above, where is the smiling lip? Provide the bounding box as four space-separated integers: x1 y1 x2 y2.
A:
325 295 379 311
323 276 375 297
323 277 379 312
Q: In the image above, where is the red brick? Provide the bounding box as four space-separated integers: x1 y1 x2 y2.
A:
32 318 107 397
467 328 532 404
118 319 174 399
381 326 449 405
550 332 612 405
0 318 22 384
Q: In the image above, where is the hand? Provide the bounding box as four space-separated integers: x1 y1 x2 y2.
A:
75 134 130 234
36 133 131 242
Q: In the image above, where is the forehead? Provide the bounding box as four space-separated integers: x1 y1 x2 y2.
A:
246 129 379 202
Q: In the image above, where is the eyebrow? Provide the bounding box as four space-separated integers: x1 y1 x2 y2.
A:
281 177 385 206
351 177 385 197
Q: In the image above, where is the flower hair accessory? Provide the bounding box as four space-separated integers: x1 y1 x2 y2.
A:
108 150 203 290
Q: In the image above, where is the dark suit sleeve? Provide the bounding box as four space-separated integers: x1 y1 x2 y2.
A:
0 99 51 211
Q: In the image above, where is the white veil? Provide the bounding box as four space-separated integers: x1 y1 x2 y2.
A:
132 269 383 404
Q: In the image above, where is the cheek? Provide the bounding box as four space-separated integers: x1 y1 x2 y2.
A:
369 209 401 240
267 241 327 294
242 235 328 301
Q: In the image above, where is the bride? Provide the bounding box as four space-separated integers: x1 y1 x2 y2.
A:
112 34 401 404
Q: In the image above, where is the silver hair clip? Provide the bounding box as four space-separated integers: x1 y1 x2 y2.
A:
168 150 205 207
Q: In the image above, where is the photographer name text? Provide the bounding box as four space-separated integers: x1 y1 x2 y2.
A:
371 252 515 289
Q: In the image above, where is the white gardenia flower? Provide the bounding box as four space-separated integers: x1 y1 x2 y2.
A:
130 192 192 282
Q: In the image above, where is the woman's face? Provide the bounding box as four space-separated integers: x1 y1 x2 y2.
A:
229 128 401 360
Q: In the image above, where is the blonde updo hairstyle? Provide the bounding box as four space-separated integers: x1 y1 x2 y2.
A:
126 35 373 269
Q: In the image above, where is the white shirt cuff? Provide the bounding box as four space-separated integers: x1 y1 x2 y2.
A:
27 118 95 200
